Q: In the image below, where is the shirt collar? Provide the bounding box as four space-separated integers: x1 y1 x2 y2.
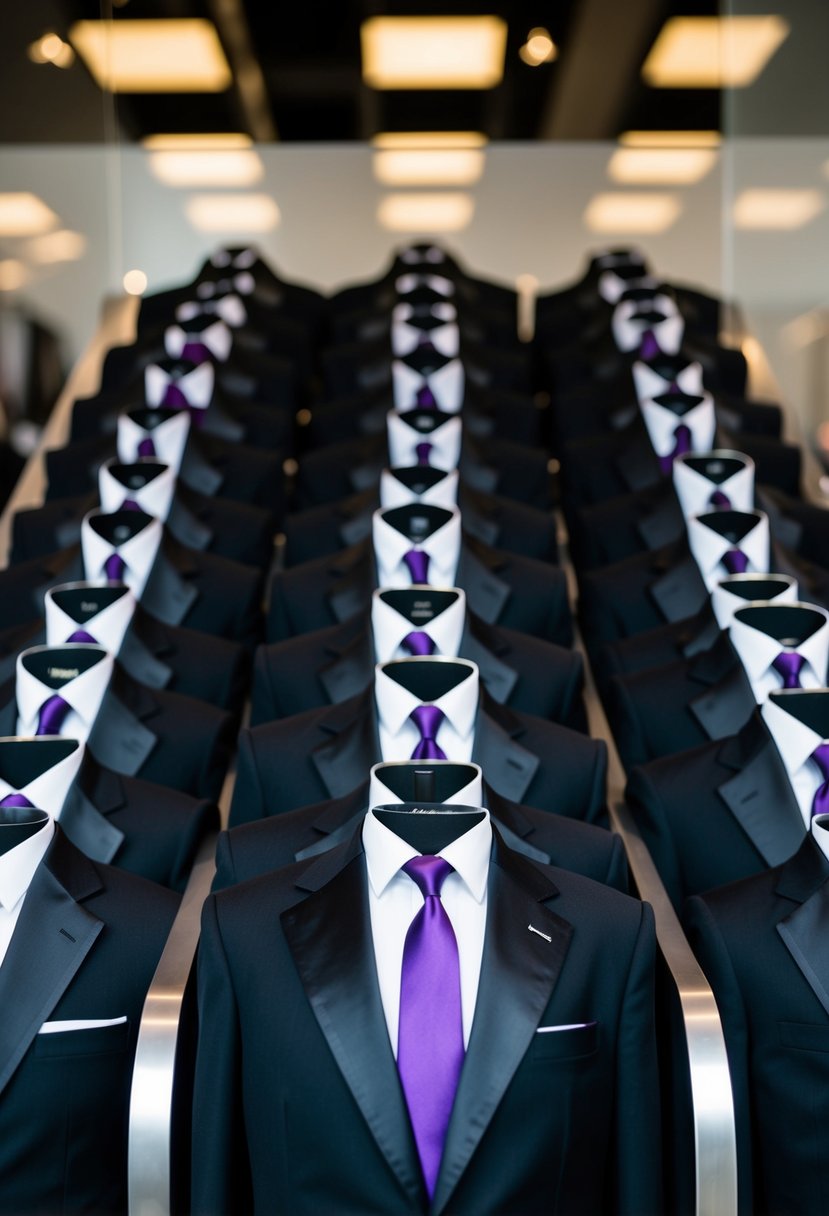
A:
80 511 163 598
362 804 491 902
145 361 215 409
372 506 462 587
811 815 829 866
386 411 462 471
0 739 85 819
762 695 826 780
632 359 704 402
367 762 483 814
117 409 191 471
597 271 659 304
711 575 799 628
211 247 257 270
730 604 829 687
197 271 255 298
611 297 684 353
379 468 460 511
391 359 464 412
390 318 460 359
45 582 137 653
686 511 770 585
371 587 466 662
639 393 717 458
16 646 114 733
374 658 479 740
395 272 454 296
164 320 233 362
98 460 177 520
176 294 248 328
0 815 54 914
672 452 755 518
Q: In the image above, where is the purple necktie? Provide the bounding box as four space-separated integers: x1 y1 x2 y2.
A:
104 554 126 581
415 442 433 467
403 550 430 584
771 651 805 689
0 792 34 808
398 855 464 1197
36 694 71 737
639 329 661 361
811 744 829 818
709 489 733 509
137 437 157 458
120 498 142 512
410 705 447 760
162 382 189 409
416 385 438 409
66 629 98 644
721 548 749 575
658 424 693 475
181 341 213 364
402 631 436 656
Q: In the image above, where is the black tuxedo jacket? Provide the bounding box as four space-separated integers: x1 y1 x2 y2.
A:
45 429 286 516
214 781 627 891
283 482 558 565
320 335 531 398
192 829 659 1215
10 481 275 571
0 606 250 716
560 416 800 515
329 298 520 352
0 666 234 802
296 431 552 511
251 612 586 730
626 709 808 910
0 827 179 1215
599 605 721 697
687 838 829 1215
0 534 264 647
229 687 608 827
327 255 518 320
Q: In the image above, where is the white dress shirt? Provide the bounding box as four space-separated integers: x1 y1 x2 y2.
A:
196 271 256 299
211 247 257 270
164 319 233 363
372 506 462 589
386 411 463 472
686 511 770 592
371 588 466 662
379 468 460 511
631 359 704 404
762 697 829 828
391 359 465 413
729 605 829 701
811 814 829 864
80 513 163 599
395 272 454 295
45 583 137 653
0 739 85 819
145 362 215 411
367 762 483 815
0 815 55 967
672 452 755 519
98 460 177 520
611 297 684 354
362 805 491 1054
16 647 114 741
639 393 717 460
176 294 248 328
597 271 657 304
398 245 448 267
711 574 799 629
375 658 479 764
117 410 191 472
391 303 459 358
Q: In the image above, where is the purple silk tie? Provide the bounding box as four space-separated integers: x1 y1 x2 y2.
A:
120 498 142 512
416 385 438 409
36 694 71 737
771 651 805 689
0 792 34 808
398 855 464 1197
639 330 661 361
403 550 430 584
181 341 213 364
658 424 693 475
104 554 126 581
410 705 447 760
66 629 97 644
162 383 189 409
811 744 829 818
137 437 157 458
414 442 433 467
402 631 436 656
709 489 733 509
721 549 749 575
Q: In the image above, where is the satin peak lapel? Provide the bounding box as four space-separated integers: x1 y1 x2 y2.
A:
717 732 805 867
471 708 538 805
456 546 510 626
318 631 374 705
59 781 125 866
648 551 707 624
461 628 517 705
689 661 755 742
326 550 373 625
309 696 381 800
141 548 199 626
86 689 157 778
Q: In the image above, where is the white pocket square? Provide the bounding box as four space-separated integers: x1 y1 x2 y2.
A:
536 1021 595 1034
38 1016 127 1034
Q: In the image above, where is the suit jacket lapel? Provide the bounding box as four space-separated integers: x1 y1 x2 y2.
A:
614 428 661 493
59 767 125 865
648 546 707 623
460 622 517 705
433 833 571 1214
140 540 199 626
717 716 806 867
471 702 539 805
458 443 499 495
167 497 213 551
775 839 829 1017
181 443 224 496
318 629 374 704
456 543 510 626
327 547 374 625
455 494 498 548
117 619 174 690
687 637 755 741
0 828 103 1098
34 549 84 616
309 691 381 800
86 682 158 778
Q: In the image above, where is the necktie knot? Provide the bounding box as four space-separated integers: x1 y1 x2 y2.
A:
709 488 733 509
104 553 127 582
66 629 97 644
137 437 157 458
120 498 142 512
414 441 433 466
403 549 430 584
772 651 805 689
403 854 454 899
410 704 447 760
721 547 749 575
36 694 71 737
162 383 189 409
639 329 661 361
812 743 829 784
0 792 34 808
180 341 213 364
415 385 438 409
658 423 693 475
402 630 436 656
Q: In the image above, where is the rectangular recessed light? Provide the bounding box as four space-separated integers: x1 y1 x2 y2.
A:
69 19 232 92
608 148 718 185
0 192 58 236
373 149 485 186
26 229 87 264
149 150 264 187
361 16 507 89
620 130 721 148
584 193 681 234
142 133 252 150
372 131 488 149
642 16 789 88
377 193 474 233
732 188 824 229
185 194 280 233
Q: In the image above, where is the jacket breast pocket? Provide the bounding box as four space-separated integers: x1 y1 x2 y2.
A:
778 1021 829 1054
33 1020 130 1059
531 1021 599 1061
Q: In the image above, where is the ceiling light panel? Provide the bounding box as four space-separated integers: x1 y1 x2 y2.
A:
373 149 485 186
69 19 232 93
608 148 718 185
142 133 252 150
361 16 507 89
642 16 789 88
583 193 681 234
149 150 264 187
377 193 475 233
372 132 487 149
0 193 58 236
620 130 721 148
732 188 824 229
185 194 280 233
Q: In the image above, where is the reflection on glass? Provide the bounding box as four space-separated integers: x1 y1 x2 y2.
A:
0 194 58 236
377 194 474 233
360 16 507 89
373 150 485 187
642 15 790 88
184 194 280 233
732 188 825 230
607 148 718 185
148 151 264 187
583 193 681 234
